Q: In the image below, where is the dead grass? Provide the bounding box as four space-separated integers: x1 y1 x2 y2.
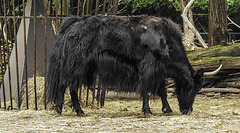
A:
0 95 240 132
0 77 240 132
19 77 93 110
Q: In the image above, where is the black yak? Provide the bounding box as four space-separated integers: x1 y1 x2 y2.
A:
46 15 221 116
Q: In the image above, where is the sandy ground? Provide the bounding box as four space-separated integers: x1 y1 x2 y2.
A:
0 93 240 133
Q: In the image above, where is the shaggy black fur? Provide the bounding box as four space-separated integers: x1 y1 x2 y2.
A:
46 15 204 116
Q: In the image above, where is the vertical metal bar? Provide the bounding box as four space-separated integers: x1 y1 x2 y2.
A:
0 1 2 108
95 0 99 15
77 0 81 16
113 0 118 15
2 38 6 72
71 0 74 14
79 84 82 101
44 0 48 110
89 0 93 15
56 0 59 16
0 39 6 109
82 0 86 15
50 0 53 15
13 0 21 109
1 1 6 70
4 0 13 110
18 0 21 15
56 0 59 32
1 42 6 76
102 0 106 15
85 85 90 107
92 76 96 105
61 0 63 16
8 0 11 14
101 88 106 107
86 0 89 15
0 1 1 15
33 0 37 110
23 0 28 109
66 0 69 17
229 33 231 42
7 25 13 51
107 0 112 15
96 78 101 106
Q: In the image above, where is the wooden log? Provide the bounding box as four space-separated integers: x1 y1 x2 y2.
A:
187 43 240 70
167 88 240 94
186 43 240 88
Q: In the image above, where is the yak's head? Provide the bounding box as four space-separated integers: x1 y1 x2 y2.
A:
175 65 222 114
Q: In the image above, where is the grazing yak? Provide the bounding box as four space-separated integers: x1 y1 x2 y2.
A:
46 15 221 116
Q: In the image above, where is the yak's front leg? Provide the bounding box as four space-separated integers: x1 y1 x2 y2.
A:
70 86 84 116
158 81 172 114
141 91 152 115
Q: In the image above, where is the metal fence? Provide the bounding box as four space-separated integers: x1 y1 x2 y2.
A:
0 0 118 110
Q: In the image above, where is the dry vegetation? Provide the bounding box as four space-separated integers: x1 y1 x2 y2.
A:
0 77 240 132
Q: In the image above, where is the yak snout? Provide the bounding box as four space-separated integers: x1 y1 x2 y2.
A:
180 106 193 115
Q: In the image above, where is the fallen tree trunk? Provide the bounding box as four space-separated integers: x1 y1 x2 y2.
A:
187 43 240 88
167 88 240 94
187 43 240 70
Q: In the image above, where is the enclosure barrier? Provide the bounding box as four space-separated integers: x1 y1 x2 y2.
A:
1 0 239 111
0 0 118 110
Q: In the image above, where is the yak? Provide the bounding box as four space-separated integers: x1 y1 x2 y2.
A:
46 15 221 116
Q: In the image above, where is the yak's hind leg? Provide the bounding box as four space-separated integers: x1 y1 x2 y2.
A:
70 85 84 116
158 80 172 114
54 84 67 115
142 90 152 115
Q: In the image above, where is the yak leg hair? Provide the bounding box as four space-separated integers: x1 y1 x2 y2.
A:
141 90 152 115
54 84 67 115
70 86 84 116
158 81 173 114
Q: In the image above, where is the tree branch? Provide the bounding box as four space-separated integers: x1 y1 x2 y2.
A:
228 16 240 29
181 0 208 48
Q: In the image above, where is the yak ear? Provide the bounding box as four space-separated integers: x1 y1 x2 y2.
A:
194 68 204 78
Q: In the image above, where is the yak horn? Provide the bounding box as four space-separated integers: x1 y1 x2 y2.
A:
204 64 223 77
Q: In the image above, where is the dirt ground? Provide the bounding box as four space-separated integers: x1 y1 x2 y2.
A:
0 93 240 133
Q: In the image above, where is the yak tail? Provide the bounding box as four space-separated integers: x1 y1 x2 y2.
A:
46 16 83 104
46 37 66 104
46 53 61 104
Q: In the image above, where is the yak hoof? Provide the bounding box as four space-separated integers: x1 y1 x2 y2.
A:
162 107 173 114
55 107 62 115
181 110 190 115
142 108 152 115
76 110 85 116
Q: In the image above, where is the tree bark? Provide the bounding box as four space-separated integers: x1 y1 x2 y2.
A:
208 0 228 47
187 43 240 69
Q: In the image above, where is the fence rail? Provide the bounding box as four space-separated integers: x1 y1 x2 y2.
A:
0 0 118 110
